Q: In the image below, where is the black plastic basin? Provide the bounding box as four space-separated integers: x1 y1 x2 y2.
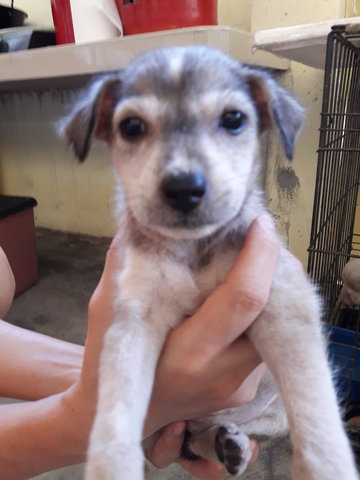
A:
0 5 27 28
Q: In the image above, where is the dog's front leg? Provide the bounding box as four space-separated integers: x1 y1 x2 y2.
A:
248 253 358 480
85 308 167 480
84 247 198 480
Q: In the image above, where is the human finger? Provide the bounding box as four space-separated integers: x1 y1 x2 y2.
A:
81 230 124 392
220 362 267 407
178 457 226 480
146 422 186 469
249 439 259 465
191 337 262 407
180 214 280 356
89 229 124 310
86 229 125 346
213 336 262 385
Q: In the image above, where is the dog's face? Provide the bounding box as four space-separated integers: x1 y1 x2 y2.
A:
61 47 303 240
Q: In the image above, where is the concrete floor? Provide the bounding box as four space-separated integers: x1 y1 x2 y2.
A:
3 228 291 480
4 228 110 480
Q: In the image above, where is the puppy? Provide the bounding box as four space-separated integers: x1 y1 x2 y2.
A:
60 46 358 479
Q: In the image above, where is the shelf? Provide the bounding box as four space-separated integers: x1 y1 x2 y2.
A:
254 17 360 69
0 26 289 91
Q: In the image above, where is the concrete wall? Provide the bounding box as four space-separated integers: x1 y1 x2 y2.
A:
228 0 360 265
12 0 53 28
250 0 348 263
0 2 118 236
0 90 116 235
0 1 357 262
218 0 252 32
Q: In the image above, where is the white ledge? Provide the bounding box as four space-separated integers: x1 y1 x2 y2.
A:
254 17 360 69
0 26 289 91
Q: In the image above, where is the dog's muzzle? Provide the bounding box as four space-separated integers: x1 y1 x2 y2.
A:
161 171 206 214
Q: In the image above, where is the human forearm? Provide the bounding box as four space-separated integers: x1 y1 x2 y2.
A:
0 216 277 479
0 320 83 400
0 390 90 480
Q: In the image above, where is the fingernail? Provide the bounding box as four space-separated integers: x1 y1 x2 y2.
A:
172 422 185 437
257 213 276 232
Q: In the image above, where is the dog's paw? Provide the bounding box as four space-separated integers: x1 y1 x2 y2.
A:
214 425 252 476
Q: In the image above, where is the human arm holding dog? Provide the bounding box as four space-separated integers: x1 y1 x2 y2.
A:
0 214 279 479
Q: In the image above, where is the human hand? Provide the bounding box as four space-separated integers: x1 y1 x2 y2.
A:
146 422 259 480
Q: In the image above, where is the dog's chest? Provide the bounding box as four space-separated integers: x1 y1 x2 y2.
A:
119 243 238 335
194 249 238 303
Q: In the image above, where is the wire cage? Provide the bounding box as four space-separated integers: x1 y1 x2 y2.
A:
307 24 360 460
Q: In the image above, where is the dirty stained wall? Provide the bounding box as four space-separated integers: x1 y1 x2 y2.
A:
251 0 352 264
0 0 358 264
0 89 117 235
263 63 326 256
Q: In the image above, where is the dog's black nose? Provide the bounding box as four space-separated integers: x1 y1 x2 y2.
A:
161 172 206 214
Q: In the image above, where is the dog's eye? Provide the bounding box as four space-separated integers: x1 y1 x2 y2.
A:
119 117 147 141
220 111 247 134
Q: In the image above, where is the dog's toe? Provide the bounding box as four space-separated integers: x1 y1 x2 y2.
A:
215 425 252 476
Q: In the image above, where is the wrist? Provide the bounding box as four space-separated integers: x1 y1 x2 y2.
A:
60 383 96 459
0 390 92 479
143 395 174 439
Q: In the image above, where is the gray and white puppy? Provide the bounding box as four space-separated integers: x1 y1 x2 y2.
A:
61 46 358 480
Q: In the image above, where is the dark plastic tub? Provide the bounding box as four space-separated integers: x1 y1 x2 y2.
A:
0 195 38 295
0 195 37 218
0 5 28 29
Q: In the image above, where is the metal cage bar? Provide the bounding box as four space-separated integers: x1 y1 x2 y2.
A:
307 25 360 462
308 25 360 323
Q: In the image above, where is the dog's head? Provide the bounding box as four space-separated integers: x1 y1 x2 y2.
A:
60 46 304 240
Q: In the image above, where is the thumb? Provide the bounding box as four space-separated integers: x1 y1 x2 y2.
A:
91 230 124 305
146 422 186 469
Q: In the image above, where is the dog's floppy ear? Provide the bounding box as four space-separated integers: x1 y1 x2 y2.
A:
59 74 121 162
245 67 304 160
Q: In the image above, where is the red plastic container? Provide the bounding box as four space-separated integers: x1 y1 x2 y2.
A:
0 196 38 296
116 0 217 35
50 0 75 45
